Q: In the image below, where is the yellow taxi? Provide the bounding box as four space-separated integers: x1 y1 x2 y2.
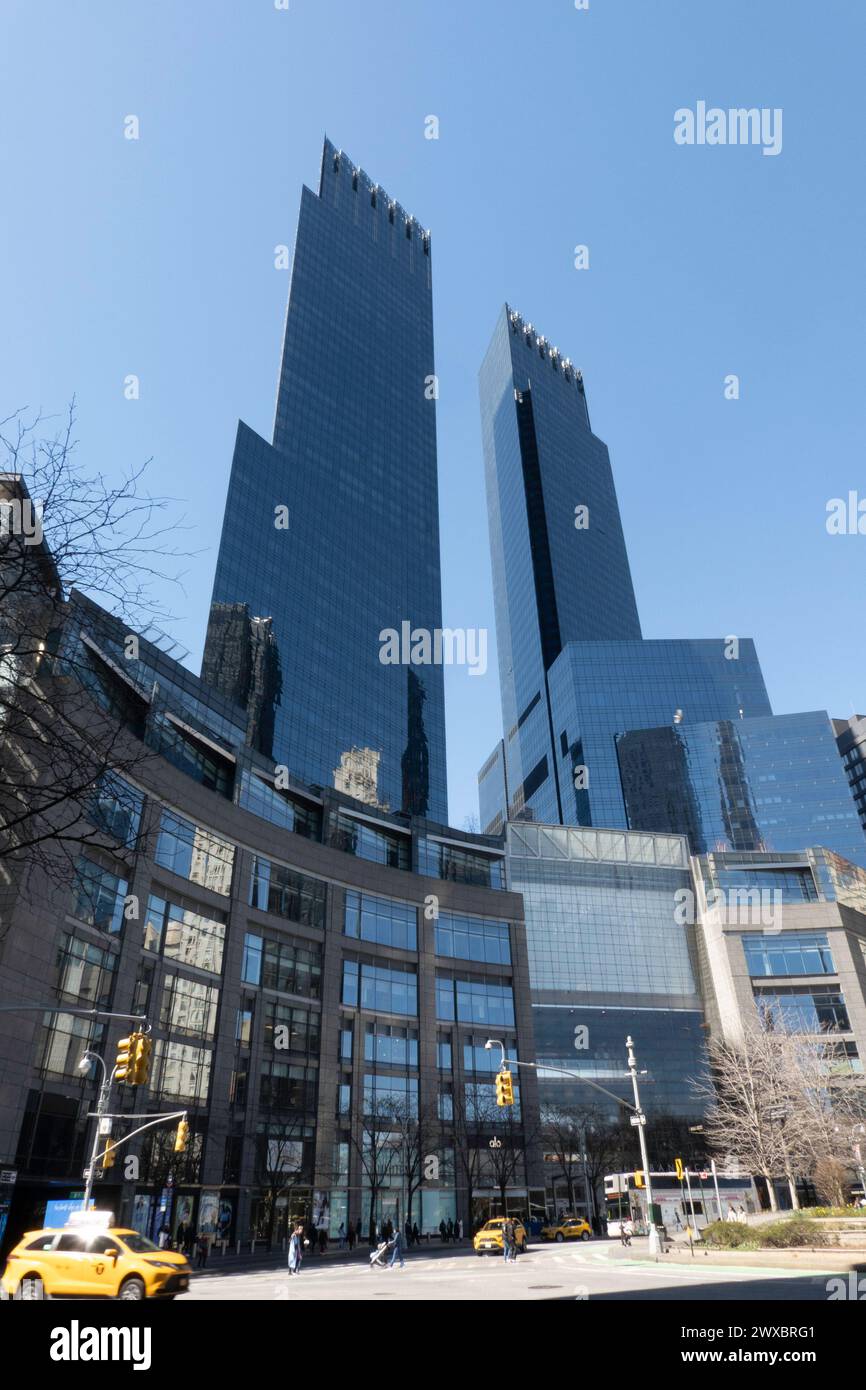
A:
540 1215 592 1243
1 1221 191 1301
473 1217 528 1255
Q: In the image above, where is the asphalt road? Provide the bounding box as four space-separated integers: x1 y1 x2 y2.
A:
178 1241 838 1302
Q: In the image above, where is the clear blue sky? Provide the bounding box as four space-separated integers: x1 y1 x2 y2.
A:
1 0 863 828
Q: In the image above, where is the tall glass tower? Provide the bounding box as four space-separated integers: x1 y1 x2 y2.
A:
478 305 772 832
204 139 447 820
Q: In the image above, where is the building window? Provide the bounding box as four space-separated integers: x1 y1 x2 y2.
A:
88 772 143 845
72 856 128 935
344 890 417 950
741 932 836 978
250 856 327 929
417 838 505 889
238 770 321 839
159 974 220 1040
754 984 851 1034
436 1035 452 1070
434 911 511 965
364 1023 418 1067
328 811 410 870
143 893 226 974
151 1038 212 1104
435 976 515 1027
463 1036 518 1073
55 934 116 1008
261 937 322 999
363 1073 418 1116
242 932 263 986
236 1008 253 1047
340 1026 353 1062
342 959 418 1016
263 999 320 1058
260 1061 317 1112
154 809 235 896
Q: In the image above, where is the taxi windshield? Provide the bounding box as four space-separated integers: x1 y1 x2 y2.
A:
116 1232 161 1254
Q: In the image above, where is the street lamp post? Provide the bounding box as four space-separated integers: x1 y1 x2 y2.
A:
79 1050 112 1214
626 1036 661 1256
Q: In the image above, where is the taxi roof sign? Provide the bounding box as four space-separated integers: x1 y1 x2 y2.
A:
66 1208 113 1228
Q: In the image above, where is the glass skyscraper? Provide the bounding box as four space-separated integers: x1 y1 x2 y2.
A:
477 305 771 834
204 138 447 820
617 710 866 870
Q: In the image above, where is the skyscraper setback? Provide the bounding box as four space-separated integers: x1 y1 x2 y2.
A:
477 306 864 870
204 138 447 821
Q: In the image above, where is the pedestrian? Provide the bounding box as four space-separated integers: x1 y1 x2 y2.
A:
157 1223 170 1250
411 1222 420 1248
318 1227 327 1254
456 1218 463 1242
175 1221 187 1253
347 1223 356 1252
439 1219 447 1244
388 1227 405 1270
621 1218 633 1248
308 1222 318 1254
288 1223 303 1276
502 1218 516 1262
338 1222 346 1250
404 1219 412 1248
446 1218 454 1243
196 1232 209 1268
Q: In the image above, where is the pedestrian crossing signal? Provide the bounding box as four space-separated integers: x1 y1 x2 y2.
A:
495 1069 514 1107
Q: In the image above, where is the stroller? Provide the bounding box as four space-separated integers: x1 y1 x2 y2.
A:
369 1238 394 1269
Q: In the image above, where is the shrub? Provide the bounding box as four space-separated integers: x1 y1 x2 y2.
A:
701 1220 753 1249
757 1217 835 1249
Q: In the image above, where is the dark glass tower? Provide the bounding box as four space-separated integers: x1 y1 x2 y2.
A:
205 139 447 820
478 305 772 832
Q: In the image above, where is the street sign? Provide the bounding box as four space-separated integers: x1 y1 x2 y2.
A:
629 1114 646 1127
0 1169 17 1185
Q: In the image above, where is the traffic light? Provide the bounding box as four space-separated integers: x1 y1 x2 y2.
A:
114 1035 135 1083
634 1170 645 1188
101 1144 115 1170
675 1157 684 1182
131 1034 152 1087
174 1118 190 1154
495 1069 514 1108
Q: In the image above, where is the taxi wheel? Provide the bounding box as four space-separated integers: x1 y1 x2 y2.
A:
118 1276 146 1301
15 1275 46 1300
581 1231 591 1241
555 1232 565 1243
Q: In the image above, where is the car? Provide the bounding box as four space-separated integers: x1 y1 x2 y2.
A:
0 1225 191 1301
540 1216 592 1243
472 1217 528 1255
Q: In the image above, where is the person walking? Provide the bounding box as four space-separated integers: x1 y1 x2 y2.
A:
446 1218 454 1243
195 1232 209 1268
455 1218 463 1242
288 1223 303 1276
439 1219 447 1244
388 1227 405 1270
411 1222 420 1248
502 1218 516 1263
338 1222 346 1250
621 1218 633 1248
347 1222 356 1252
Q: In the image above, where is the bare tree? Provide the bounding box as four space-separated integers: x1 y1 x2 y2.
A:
349 1099 401 1241
693 1027 797 1211
254 1120 309 1244
0 403 188 914
387 1099 436 1228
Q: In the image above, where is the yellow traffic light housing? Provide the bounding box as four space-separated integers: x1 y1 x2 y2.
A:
114 1035 135 1083
101 1144 115 1170
495 1069 515 1108
131 1034 152 1087
675 1157 684 1182
634 1170 645 1188
174 1118 190 1154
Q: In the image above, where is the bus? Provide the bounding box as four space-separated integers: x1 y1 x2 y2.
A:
603 1169 760 1237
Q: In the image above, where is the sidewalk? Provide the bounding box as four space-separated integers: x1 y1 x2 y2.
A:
603 1234 866 1276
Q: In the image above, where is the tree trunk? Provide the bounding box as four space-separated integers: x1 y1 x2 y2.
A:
764 1174 778 1212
